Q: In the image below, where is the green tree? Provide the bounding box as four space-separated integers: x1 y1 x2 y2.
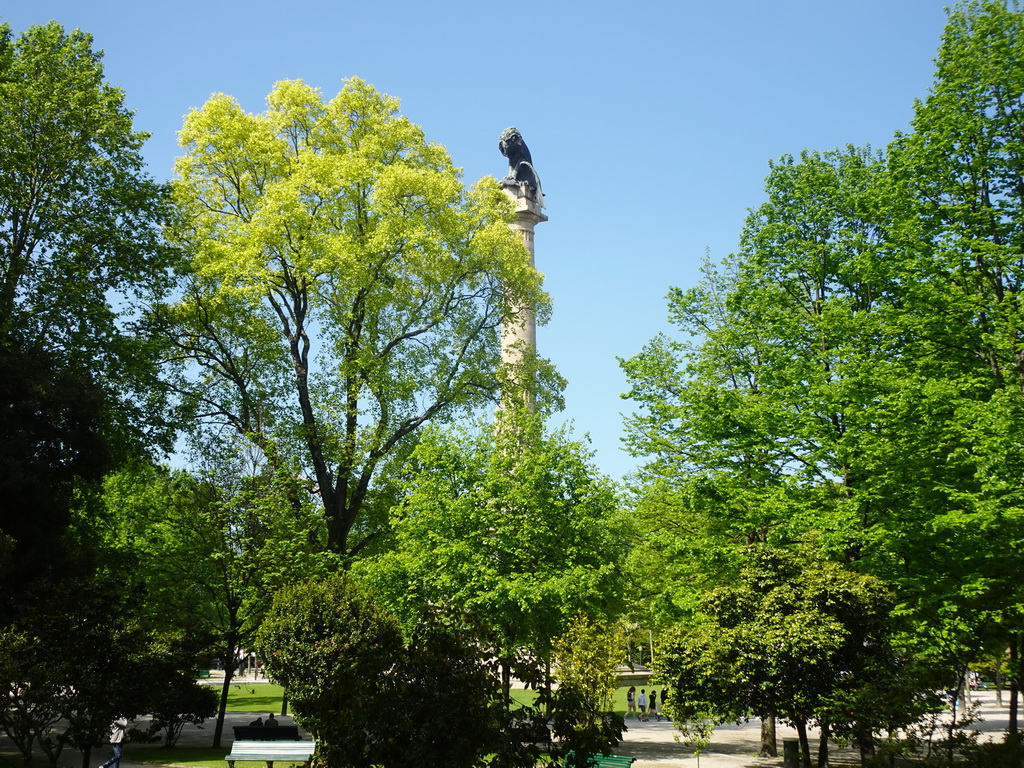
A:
98 460 326 747
620 146 896 753
0 21 176 603
361 410 624 708
657 548 900 768
882 0 1024 736
622 3 1024 764
167 78 551 559
549 616 627 766
256 574 403 768
256 573 505 768
0 566 205 768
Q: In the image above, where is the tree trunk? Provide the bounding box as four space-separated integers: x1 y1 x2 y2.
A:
817 721 830 767
760 715 777 757
501 658 512 711
213 643 239 748
947 688 958 768
1015 633 1024 768
856 726 875 767
1011 638 1019 738
794 718 812 768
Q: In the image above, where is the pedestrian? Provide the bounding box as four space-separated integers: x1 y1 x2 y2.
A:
649 689 659 721
660 688 669 720
626 686 637 718
638 689 648 721
99 716 128 768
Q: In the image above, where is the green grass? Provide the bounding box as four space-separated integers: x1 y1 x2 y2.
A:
134 747 310 768
218 682 642 716
220 683 286 713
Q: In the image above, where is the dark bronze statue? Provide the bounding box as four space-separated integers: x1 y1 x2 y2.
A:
499 127 542 198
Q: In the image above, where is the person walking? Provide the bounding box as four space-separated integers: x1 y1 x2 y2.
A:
660 688 669 721
626 686 637 719
99 716 128 768
638 689 648 722
649 689 659 721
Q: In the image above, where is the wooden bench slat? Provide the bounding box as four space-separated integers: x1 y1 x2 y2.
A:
562 751 635 767
225 739 315 768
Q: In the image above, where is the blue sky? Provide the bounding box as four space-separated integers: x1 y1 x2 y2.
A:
5 1 951 481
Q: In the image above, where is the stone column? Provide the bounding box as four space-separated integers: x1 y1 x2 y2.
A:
500 180 547 397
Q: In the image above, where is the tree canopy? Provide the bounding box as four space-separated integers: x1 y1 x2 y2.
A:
622 2 1024 762
0 20 176 606
166 78 552 559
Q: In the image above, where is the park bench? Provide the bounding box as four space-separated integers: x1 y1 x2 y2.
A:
561 751 635 768
224 739 315 768
233 725 301 741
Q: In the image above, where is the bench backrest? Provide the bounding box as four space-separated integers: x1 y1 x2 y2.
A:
232 725 301 741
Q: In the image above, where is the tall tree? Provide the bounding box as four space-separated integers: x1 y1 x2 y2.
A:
360 410 624 706
623 3 1024 761
167 78 552 559
620 146 893 613
881 0 1024 734
0 21 176 598
0 20 176 439
98 460 325 747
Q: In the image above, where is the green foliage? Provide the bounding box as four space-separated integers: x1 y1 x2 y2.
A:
0 21 177 447
256 573 506 768
96 461 327 748
362 411 624 666
550 616 627 764
167 77 554 558
0 341 111 607
0 20 176 608
256 573 404 768
0 567 207 768
656 547 901 765
386 621 506 768
622 6 1024 762
146 673 219 748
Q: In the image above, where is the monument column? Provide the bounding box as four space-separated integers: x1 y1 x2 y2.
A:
500 180 547 370
497 127 546 404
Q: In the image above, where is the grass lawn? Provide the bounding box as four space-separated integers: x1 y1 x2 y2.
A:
219 682 286 713
218 683 640 716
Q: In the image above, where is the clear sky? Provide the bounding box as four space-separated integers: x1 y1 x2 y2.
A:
4 0 951 481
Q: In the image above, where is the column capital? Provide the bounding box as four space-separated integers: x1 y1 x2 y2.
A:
501 181 548 225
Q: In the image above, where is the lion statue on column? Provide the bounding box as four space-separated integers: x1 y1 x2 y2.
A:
499 127 542 199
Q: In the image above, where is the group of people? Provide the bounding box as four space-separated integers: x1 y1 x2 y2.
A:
249 714 281 727
625 686 668 722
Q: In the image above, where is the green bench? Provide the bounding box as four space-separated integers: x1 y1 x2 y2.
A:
562 751 635 767
225 739 315 768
